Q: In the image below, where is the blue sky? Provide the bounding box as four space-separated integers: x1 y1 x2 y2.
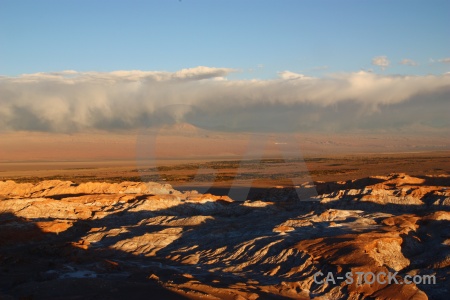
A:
1 0 449 79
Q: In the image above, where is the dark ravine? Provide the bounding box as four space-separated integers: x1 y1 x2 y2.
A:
0 173 449 299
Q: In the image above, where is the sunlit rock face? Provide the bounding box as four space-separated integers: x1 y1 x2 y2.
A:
0 174 449 299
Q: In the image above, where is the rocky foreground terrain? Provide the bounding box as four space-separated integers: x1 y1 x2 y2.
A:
0 173 449 299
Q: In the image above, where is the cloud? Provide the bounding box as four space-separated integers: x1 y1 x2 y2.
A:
173 66 236 80
372 56 390 70
277 71 313 80
438 57 450 64
399 59 418 66
0 67 449 133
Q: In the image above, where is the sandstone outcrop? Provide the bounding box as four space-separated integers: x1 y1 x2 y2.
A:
0 174 449 299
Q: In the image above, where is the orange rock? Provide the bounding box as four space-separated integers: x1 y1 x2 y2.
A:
35 220 73 233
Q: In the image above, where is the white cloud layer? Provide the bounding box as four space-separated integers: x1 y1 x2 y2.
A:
439 57 450 64
277 71 312 80
372 56 390 70
399 59 418 66
0 66 449 133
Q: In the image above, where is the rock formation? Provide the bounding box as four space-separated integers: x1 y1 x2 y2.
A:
0 173 449 299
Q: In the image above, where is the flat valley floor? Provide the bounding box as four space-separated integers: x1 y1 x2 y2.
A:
2 150 449 190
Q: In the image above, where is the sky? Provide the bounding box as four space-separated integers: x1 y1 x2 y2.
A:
1 0 449 78
0 0 449 134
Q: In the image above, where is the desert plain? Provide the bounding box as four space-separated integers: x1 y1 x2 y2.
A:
0 129 449 300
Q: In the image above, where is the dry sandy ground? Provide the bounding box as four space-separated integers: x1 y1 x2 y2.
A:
1 127 449 162
1 126 448 187
1 151 448 190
